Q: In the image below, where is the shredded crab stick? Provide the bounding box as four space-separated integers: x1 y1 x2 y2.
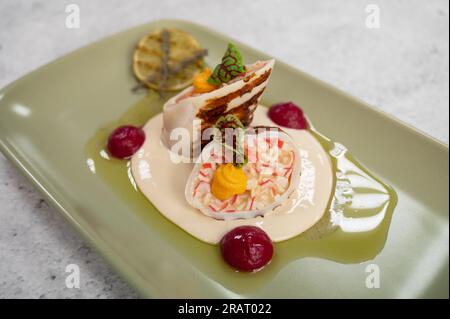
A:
185 130 301 220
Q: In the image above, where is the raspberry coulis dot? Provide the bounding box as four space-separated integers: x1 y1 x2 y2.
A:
268 101 308 129
107 125 145 159
220 226 274 272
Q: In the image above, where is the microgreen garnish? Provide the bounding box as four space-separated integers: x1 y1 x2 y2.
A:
213 114 247 168
207 43 246 86
214 114 245 130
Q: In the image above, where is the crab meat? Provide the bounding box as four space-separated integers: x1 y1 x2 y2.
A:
185 129 301 220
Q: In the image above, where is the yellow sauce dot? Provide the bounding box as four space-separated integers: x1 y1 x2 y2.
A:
211 163 247 201
193 68 217 93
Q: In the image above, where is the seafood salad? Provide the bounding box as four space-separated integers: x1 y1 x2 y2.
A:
186 127 301 220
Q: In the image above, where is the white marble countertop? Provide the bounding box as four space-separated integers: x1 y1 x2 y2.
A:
0 0 448 298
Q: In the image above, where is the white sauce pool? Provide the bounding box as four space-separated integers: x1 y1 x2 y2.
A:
130 106 334 244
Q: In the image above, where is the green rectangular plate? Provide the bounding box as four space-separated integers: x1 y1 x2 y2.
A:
0 20 448 298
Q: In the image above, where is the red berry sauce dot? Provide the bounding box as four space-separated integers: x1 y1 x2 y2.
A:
268 101 308 129
107 125 145 159
220 226 274 272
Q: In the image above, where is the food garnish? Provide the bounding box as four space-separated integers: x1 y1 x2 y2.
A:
212 114 247 167
268 102 308 129
107 125 145 159
211 163 247 201
193 68 217 93
132 28 207 92
207 43 246 86
220 226 273 272
214 113 245 130
158 29 170 94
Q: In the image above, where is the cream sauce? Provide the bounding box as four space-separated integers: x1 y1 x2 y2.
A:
130 106 334 244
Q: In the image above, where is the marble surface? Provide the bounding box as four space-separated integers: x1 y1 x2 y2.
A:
0 0 448 298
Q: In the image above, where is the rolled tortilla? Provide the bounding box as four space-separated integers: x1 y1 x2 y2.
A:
161 59 275 157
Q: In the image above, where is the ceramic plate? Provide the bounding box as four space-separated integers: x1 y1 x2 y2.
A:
0 20 448 298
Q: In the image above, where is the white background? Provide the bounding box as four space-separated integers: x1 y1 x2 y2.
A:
0 0 448 298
